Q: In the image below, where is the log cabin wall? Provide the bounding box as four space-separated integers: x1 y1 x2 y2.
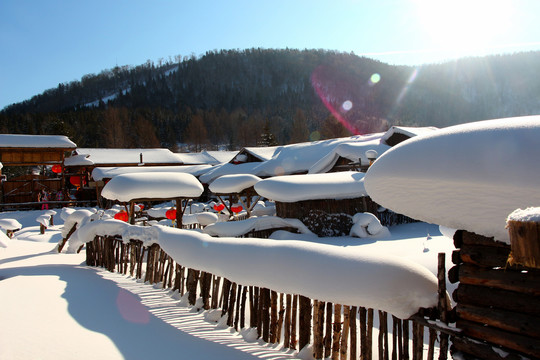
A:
449 230 540 359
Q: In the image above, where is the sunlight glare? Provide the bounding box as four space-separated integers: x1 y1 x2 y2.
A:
415 0 514 56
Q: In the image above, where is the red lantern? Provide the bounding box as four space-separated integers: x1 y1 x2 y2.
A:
213 203 225 212
114 211 129 222
165 208 177 220
69 176 81 186
137 204 145 210
231 205 243 213
51 165 62 174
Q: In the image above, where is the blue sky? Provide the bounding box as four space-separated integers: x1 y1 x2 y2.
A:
1 0 540 110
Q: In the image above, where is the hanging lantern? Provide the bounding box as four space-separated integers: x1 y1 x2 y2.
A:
213 203 225 212
69 176 81 186
165 208 177 220
51 165 62 174
231 205 243 214
114 211 129 222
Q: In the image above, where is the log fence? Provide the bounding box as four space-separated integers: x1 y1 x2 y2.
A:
83 233 452 360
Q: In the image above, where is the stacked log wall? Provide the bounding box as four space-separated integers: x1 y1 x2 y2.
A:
449 230 540 359
84 235 450 360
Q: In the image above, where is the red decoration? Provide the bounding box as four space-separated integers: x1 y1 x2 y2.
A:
165 208 177 220
69 176 81 186
51 165 62 174
231 205 243 213
213 203 225 212
137 204 144 210
114 211 129 222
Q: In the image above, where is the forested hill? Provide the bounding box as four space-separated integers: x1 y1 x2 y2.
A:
1 48 539 150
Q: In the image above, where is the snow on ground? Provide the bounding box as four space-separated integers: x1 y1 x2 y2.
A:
0 208 455 359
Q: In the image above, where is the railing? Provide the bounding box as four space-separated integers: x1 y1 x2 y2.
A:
83 234 453 360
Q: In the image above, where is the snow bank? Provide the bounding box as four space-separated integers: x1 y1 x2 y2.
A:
209 174 262 193
365 116 540 244
255 171 367 202
61 209 97 237
159 227 439 319
203 216 313 237
101 172 204 202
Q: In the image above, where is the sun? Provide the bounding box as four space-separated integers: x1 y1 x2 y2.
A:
414 0 514 57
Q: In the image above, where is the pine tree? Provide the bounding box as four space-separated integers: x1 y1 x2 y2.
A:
257 120 278 147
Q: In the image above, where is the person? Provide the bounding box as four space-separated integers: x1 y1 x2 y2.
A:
40 189 49 210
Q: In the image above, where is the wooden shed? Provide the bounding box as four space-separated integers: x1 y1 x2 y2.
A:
0 134 76 207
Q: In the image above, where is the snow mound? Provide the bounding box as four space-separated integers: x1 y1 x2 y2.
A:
159 227 439 319
365 116 540 244
209 174 262 193
350 212 390 238
101 172 203 202
255 171 367 202
0 218 22 231
203 216 312 237
507 207 540 223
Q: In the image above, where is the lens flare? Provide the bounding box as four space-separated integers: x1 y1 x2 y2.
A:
370 73 381 84
116 288 150 324
342 100 353 111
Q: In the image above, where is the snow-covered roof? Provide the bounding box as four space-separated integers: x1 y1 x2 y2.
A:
205 150 238 163
0 134 76 149
68 148 183 166
238 146 279 162
381 126 439 146
308 140 391 174
174 151 222 165
64 154 93 166
365 115 540 244
209 174 262 194
101 172 204 202
91 165 212 181
255 171 367 202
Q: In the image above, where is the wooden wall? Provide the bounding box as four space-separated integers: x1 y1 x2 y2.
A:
449 230 540 359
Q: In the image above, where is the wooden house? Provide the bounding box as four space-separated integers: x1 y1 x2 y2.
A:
0 134 76 207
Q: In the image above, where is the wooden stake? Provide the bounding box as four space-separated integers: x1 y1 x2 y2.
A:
332 304 342 360
340 305 350 360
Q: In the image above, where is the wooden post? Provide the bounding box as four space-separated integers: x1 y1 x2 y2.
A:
367 308 374 360
299 295 312 351
332 304 342 360
340 305 350 360
438 253 449 360
507 219 540 269
284 293 292 348
211 276 221 309
325 302 333 359
186 268 200 306
262 288 270 342
350 306 357 360
313 300 325 359
227 282 237 327
234 284 242 330
270 290 278 343
360 307 367 360
240 286 247 329
291 294 298 349
276 293 284 343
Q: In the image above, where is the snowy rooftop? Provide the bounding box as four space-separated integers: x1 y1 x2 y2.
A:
68 148 183 166
0 134 76 149
365 115 540 244
174 151 223 165
200 134 390 183
100 172 204 202
308 140 391 174
255 171 367 202
381 126 439 146
91 165 212 181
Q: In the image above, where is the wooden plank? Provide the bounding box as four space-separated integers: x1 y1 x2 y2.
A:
451 336 528 360
456 319 540 358
459 244 510 267
453 283 540 315
457 303 540 339
458 263 540 296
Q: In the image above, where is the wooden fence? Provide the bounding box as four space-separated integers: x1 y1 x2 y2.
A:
83 234 453 360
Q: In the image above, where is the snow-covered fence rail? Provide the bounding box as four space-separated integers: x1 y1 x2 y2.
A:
72 221 451 360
